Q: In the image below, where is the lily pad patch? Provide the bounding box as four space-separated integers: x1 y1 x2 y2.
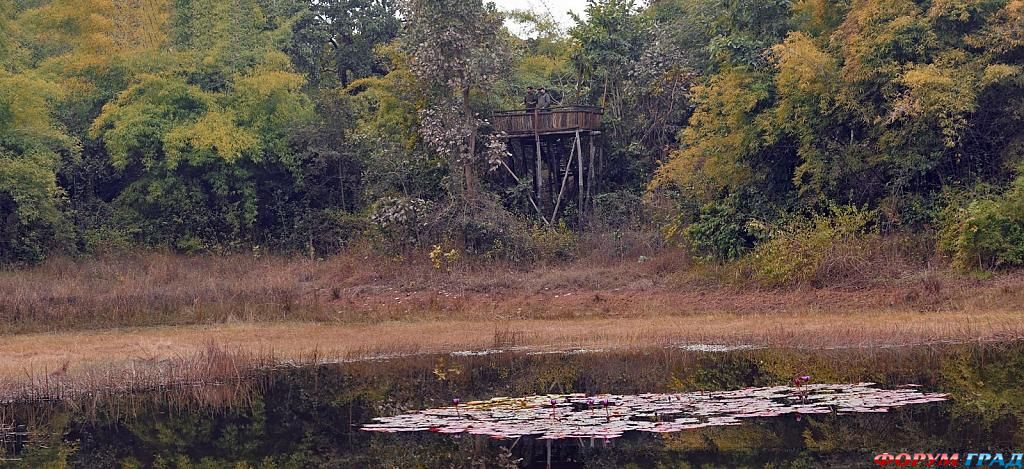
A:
362 384 948 440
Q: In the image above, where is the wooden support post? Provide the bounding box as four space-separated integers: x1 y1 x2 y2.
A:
548 141 556 203
498 160 549 226
546 438 552 469
509 139 518 176
588 133 596 213
551 132 578 223
576 130 584 228
533 110 543 214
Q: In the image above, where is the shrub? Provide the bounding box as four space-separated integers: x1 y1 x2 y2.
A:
429 244 460 271
938 178 1024 271
591 191 647 230
527 222 578 261
683 201 757 262
81 226 136 256
275 209 368 258
369 196 433 248
747 205 875 286
477 221 578 264
584 191 671 261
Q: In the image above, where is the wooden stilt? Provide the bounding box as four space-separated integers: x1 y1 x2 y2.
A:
508 139 518 177
576 130 584 227
551 132 578 223
547 141 556 204
533 111 543 216
499 160 549 226
588 132 596 213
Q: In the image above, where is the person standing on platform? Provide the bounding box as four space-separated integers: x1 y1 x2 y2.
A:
524 86 538 111
537 87 553 109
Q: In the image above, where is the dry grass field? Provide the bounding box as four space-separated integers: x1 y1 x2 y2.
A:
2 248 1023 397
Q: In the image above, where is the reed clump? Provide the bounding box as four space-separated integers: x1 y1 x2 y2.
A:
0 342 286 404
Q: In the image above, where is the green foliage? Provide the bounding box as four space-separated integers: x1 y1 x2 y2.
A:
1 0 1023 273
694 0 795 68
289 0 400 88
526 221 578 261
747 205 875 286
0 1 21 71
0 71 75 263
400 0 512 202
346 46 442 204
651 67 774 199
172 0 282 73
938 176 1024 270
653 0 1024 274
570 0 650 88
591 190 647 229
683 200 757 262
570 0 695 191
88 58 315 250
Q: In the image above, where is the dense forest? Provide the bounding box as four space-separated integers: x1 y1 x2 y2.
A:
1 0 1022 279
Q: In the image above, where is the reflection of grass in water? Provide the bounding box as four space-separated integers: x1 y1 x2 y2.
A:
3 343 1024 467
0 342 1000 406
662 424 786 453
1 343 1019 423
939 344 1024 448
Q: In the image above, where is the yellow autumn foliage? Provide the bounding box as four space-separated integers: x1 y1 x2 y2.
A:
650 68 770 200
899 64 977 147
164 110 261 165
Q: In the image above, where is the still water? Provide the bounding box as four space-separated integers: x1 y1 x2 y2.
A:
2 342 1022 468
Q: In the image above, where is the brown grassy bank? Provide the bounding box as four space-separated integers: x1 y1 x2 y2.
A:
4 338 1011 409
2 247 1023 335
5 337 1017 407
2 308 1022 393
1 247 1023 397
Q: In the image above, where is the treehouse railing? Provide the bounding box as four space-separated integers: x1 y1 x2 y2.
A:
491 106 603 136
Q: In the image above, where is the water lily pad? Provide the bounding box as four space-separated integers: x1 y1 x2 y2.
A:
363 384 947 441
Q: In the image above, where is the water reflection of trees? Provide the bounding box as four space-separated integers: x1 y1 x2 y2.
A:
1 343 1022 467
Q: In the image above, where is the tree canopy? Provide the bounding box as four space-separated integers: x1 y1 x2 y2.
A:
0 0 1022 273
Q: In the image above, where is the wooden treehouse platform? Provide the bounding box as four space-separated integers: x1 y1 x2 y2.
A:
491 106 603 137
490 106 604 227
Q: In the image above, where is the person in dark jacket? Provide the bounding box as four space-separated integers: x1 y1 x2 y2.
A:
537 87 554 109
524 86 538 110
